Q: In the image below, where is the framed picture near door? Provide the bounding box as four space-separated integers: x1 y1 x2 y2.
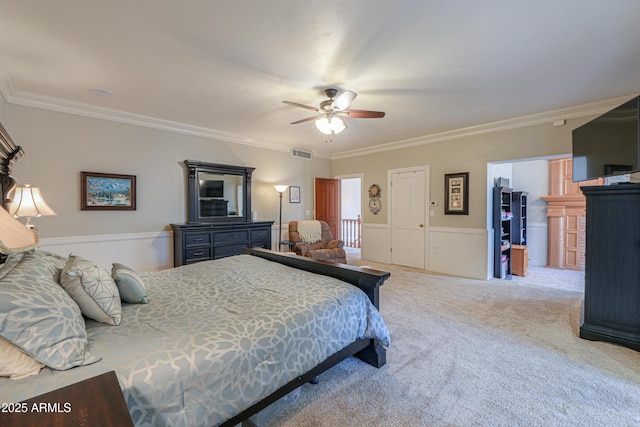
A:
444 172 469 215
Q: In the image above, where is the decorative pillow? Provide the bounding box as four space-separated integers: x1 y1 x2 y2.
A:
0 250 100 370
60 255 122 326
112 263 148 304
0 335 44 379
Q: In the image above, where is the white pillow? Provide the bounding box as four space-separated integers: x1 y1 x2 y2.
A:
0 335 45 380
60 255 122 326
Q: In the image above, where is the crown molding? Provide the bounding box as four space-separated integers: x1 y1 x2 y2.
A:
0 58 632 162
3 90 333 159
331 94 637 160
8 90 298 149
0 62 333 159
0 54 15 104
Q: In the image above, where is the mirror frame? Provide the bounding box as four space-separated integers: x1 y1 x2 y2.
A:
185 160 255 223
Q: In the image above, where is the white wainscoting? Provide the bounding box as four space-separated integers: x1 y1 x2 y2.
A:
361 223 390 264
428 227 490 280
362 224 490 280
526 222 548 266
39 231 173 272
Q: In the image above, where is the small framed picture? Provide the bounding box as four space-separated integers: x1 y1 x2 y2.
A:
444 172 469 215
81 171 136 210
289 186 300 203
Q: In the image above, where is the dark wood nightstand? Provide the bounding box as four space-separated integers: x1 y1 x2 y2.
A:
0 371 133 427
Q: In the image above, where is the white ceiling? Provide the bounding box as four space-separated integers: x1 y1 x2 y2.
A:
2 0 640 158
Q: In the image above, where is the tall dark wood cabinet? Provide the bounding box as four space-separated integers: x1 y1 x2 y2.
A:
511 191 528 245
580 184 640 351
493 186 513 279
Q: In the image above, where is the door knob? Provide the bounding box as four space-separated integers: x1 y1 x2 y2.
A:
419 224 424 228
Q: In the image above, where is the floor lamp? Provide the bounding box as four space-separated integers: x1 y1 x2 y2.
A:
273 185 288 251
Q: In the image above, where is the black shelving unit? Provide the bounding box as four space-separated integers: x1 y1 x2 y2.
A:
511 191 528 245
493 186 513 279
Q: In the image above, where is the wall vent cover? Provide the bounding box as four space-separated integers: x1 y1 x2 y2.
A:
291 148 313 160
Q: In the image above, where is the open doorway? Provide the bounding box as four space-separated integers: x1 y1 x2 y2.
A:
339 175 362 258
487 156 588 286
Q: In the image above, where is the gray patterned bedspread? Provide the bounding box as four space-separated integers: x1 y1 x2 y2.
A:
2 254 390 426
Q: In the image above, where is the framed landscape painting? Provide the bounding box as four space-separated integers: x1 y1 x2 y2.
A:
81 172 136 210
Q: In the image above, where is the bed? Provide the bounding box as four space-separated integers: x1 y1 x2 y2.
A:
0 247 390 426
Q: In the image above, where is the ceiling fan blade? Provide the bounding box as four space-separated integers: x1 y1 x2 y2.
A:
290 116 318 125
282 100 319 112
342 109 386 118
332 90 357 111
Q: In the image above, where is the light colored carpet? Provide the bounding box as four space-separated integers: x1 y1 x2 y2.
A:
263 254 640 427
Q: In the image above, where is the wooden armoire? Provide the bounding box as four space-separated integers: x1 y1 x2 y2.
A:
541 158 603 270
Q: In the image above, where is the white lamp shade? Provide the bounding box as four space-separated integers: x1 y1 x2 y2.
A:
273 185 289 193
9 184 56 218
0 206 38 254
315 116 347 135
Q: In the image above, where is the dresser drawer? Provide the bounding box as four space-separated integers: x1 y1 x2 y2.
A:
185 246 212 261
171 221 274 267
213 230 249 245
185 232 211 246
251 228 270 241
213 244 246 259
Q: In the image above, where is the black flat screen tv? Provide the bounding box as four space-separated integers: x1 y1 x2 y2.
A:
199 180 224 198
572 96 640 182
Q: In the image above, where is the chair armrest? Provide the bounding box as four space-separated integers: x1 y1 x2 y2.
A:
293 242 310 256
325 239 344 249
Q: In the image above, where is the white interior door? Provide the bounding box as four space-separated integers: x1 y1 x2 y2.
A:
391 169 427 268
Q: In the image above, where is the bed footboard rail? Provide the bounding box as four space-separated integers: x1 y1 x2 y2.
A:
244 247 389 309
218 249 391 426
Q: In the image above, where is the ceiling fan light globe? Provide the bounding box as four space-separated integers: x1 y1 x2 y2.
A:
331 117 347 133
315 117 346 135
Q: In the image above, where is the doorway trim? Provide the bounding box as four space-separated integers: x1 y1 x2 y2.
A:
336 173 363 249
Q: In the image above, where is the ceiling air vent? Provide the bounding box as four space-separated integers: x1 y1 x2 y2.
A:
291 148 313 160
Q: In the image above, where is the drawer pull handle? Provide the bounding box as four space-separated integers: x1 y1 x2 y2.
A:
193 251 205 256
194 238 204 242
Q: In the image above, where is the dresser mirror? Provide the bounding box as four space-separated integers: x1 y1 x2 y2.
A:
185 160 254 223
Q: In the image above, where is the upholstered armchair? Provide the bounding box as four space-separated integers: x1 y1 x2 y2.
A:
288 220 347 264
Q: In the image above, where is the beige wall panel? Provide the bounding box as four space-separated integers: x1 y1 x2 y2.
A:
4 104 331 238
333 118 591 229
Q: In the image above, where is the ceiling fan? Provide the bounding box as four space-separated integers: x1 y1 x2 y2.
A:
283 88 385 135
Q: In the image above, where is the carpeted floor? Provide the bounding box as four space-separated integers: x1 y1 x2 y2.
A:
259 252 640 427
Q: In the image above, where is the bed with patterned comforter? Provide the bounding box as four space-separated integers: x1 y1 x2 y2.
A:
0 249 390 426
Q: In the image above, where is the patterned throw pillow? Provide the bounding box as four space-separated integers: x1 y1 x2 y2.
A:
112 263 148 303
0 250 99 370
60 255 122 326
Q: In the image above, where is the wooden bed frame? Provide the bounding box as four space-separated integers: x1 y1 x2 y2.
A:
218 247 391 427
0 121 23 211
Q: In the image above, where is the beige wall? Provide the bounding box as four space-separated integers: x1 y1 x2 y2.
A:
332 118 594 228
3 103 331 238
